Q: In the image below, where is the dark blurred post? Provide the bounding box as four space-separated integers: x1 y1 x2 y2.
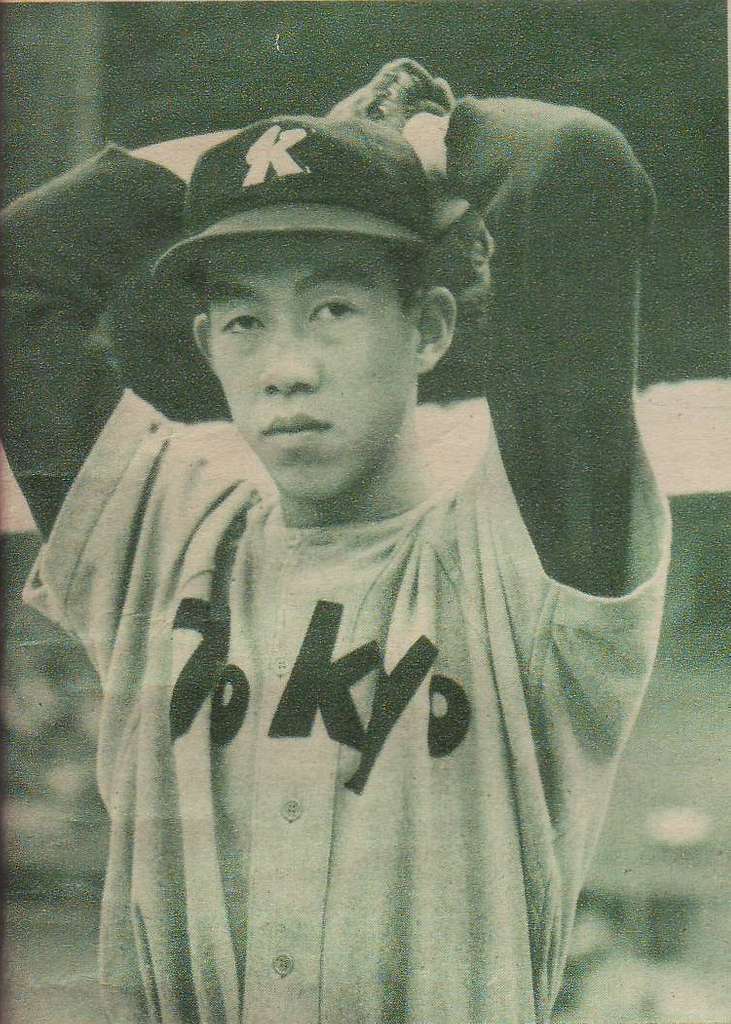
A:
3 4 103 202
2 11 106 1021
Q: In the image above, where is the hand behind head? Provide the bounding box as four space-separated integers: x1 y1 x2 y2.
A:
327 58 455 130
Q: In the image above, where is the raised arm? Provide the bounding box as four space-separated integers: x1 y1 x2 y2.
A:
1 146 185 535
445 97 655 596
330 61 656 597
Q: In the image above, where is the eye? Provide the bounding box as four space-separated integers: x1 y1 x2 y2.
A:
223 314 262 333
312 301 356 322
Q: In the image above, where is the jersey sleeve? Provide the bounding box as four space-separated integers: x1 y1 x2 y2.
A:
453 397 670 1012
525 444 670 1008
1 144 186 536
22 389 261 682
471 395 671 680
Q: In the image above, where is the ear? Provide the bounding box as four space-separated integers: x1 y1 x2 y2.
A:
193 312 211 361
414 286 457 376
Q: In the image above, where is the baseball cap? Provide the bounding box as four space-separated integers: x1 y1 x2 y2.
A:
154 115 458 285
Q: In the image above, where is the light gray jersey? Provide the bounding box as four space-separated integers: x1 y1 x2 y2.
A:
25 391 670 1024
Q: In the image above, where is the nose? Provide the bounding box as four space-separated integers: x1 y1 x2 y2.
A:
260 335 321 397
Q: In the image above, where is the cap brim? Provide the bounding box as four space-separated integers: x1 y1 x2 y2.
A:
154 203 424 284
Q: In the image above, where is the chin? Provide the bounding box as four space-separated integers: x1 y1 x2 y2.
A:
271 464 352 503
272 461 373 519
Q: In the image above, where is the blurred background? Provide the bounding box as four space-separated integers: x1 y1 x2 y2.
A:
2 3 729 1022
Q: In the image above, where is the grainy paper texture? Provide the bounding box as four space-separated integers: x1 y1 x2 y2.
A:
2 4 729 1023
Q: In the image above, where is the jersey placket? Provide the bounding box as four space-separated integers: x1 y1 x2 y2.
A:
241 533 340 1024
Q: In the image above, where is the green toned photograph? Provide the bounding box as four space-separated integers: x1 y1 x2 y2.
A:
2 4 728 1022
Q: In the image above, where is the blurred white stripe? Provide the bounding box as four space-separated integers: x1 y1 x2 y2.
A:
1 450 37 533
134 129 241 181
1 378 729 534
636 378 731 497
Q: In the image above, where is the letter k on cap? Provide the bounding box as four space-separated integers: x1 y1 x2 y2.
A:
243 124 309 187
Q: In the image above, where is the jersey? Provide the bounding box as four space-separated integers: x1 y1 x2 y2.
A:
24 386 670 1024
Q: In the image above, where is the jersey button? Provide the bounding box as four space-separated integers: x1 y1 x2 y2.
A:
272 954 294 977
275 657 288 675
281 798 302 823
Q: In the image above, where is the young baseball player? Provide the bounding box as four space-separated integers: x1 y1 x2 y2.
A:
3 61 670 1024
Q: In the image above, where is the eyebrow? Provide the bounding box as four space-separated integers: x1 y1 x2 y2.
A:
295 261 382 294
204 280 264 304
205 256 385 302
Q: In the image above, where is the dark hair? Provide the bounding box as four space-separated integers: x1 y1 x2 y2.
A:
387 245 428 308
415 208 495 403
381 207 494 312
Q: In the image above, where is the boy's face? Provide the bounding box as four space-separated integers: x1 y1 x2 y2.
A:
194 234 453 523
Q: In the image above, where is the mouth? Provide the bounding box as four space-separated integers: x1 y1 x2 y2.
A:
262 415 332 437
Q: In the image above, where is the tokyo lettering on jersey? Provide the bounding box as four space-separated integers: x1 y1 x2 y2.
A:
25 390 670 1024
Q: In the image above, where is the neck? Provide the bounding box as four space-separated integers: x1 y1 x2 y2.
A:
279 420 429 529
